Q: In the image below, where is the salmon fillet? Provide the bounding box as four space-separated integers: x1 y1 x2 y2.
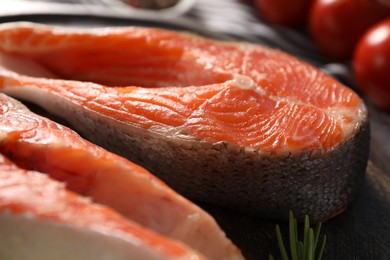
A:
0 93 243 260
0 22 369 222
0 152 207 260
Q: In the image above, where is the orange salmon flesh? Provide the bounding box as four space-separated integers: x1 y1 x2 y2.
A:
0 22 367 153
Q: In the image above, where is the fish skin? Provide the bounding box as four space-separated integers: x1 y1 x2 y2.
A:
0 22 370 222
0 93 243 260
0 153 207 260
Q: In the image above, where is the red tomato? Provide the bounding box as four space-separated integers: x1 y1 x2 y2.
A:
353 18 390 112
254 0 313 27
309 0 390 61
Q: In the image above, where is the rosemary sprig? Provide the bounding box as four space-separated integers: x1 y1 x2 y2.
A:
269 211 326 260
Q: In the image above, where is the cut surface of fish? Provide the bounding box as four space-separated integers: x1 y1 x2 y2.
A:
0 93 243 260
0 22 370 222
0 153 207 260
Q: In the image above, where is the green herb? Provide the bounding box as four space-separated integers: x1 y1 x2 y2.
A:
269 211 326 260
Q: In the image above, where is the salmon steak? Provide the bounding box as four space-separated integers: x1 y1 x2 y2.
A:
0 152 207 260
0 22 369 222
0 93 243 260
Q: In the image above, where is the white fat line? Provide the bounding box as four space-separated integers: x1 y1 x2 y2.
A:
231 73 266 94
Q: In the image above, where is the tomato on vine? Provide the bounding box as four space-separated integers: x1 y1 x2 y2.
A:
353 18 390 111
254 0 313 27
309 0 390 61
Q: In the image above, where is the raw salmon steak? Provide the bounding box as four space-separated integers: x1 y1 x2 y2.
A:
0 93 243 260
0 22 369 222
0 153 207 260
